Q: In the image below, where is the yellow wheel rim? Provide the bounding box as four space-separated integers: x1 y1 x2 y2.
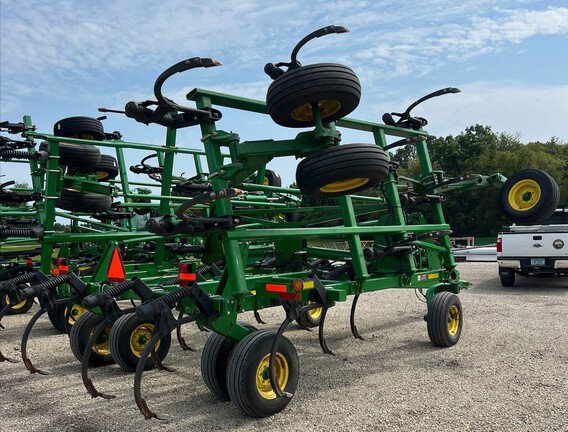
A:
308 307 322 320
68 304 87 326
4 293 28 310
291 100 341 122
92 324 112 356
96 170 109 180
447 305 460 336
256 352 289 400
320 178 369 193
508 179 541 211
130 323 159 358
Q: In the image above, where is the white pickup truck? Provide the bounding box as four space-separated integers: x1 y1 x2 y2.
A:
497 209 568 286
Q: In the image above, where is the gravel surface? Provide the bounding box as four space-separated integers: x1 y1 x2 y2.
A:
1 262 567 432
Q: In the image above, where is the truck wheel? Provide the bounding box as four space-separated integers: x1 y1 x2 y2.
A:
227 330 299 417
109 312 171 372
296 144 389 198
56 188 112 213
69 311 114 366
427 291 462 347
201 323 257 400
499 267 515 287
266 63 361 127
499 169 560 225
53 116 106 141
0 284 34 315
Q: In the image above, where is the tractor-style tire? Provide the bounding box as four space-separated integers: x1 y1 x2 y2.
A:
109 312 171 372
296 303 322 329
56 188 112 213
266 63 361 128
39 141 101 170
47 300 83 334
499 267 516 287
499 169 560 225
296 144 389 198
70 154 119 181
227 330 299 417
0 284 34 315
69 311 114 366
427 291 463 347
201 323 258 400
262 169 282 187
53 116 106 141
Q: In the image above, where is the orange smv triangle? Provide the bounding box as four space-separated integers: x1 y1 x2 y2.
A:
107 248 126 282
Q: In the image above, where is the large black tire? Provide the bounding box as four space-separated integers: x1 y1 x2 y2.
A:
499 267 516 287
262 169 282 187
266 63 361 128
295 303 322 329
296 144 389 198
69 311 114 366
70 154 119 181
47 300 82 334
499 169 560 225
0 284 34 315
227 330 299 417
39 141 101 170
53 116 106 141
427 291 463 347
201 323 258 400
56 188 112 213
109 312 171 372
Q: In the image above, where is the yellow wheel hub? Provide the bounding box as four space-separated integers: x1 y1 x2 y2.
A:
130 323 159 358
309 307 322 320
92 324 112 356
508 179 541 211
256 352 289 400
447 305 460 336
291 100 341 122
68 304 87 326
320 177 369 193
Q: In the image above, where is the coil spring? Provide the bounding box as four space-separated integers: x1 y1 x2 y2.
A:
105 279 137 298
0 271 38 290
136 284 193 319
22 275 68 298
158 284 193 308
0 149 38 160
0 228 37 239
82 279 136 309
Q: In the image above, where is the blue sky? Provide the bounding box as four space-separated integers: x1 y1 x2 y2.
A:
1 0 567 187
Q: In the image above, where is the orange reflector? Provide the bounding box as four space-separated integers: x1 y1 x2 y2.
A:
51 268 59 276
292 279 303 293
180 272 196 286
107 248 126 282
280 292 300 301
266 283 287 293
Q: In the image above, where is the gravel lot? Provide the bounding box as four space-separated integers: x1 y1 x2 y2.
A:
1 262 567 432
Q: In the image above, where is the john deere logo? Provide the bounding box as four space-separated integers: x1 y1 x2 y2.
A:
553 239 564 249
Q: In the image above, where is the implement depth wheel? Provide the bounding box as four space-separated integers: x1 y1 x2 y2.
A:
201 323 257 400
296 144 389 199
70 154 119 181
227 330 299 417
69 311 113 366
109 312 171 372
53 116 105 141
499 169 559 225
296 303 322 328
56 188 112 213
266 63 361 128
47 301 84 334
1 284 34 315
427 291 463 347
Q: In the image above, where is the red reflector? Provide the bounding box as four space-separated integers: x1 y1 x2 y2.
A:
107 248 126 282
179 263 192 273
26 259 33 267
58 265 69 275
279 292 300 301
51 268 59 276
266 283 287 293
56 258 67 265
180 273 196 286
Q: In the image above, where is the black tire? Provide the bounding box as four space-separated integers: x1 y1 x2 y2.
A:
69 311 114 366
427 291 463 347
201 323 258 400
53 116 106 141
39 141 101 170
296 144 389 198
56 188 112 213
227 330 299 417
266 63 361 128
70 154 119 181
499 169 560 225
47 300 82 334
296 303 322 328
0 284 34 315
109 312 171 372
499 267 516 287
262 169 282 187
